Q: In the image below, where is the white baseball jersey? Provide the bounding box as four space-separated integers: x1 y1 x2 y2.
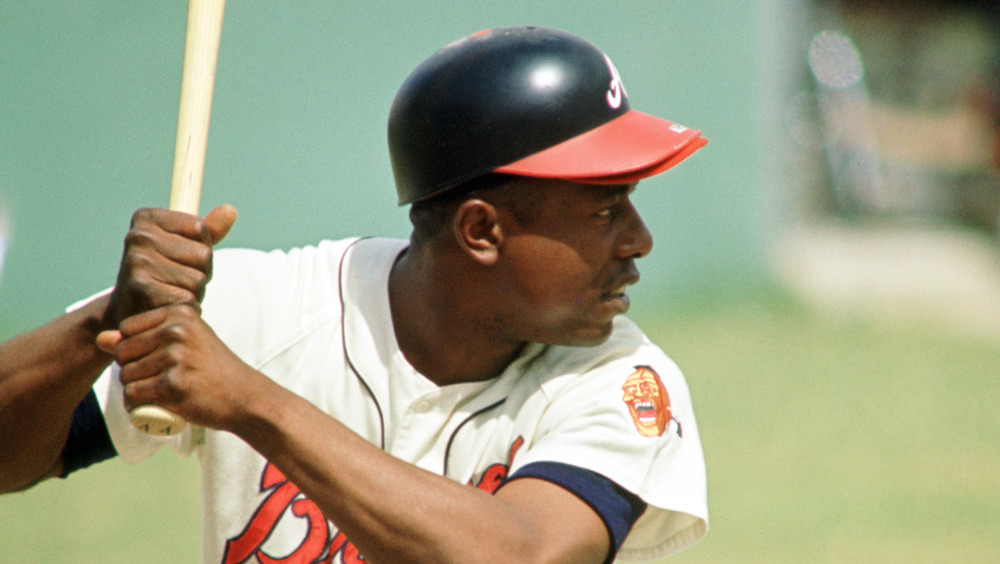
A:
91 237 707 563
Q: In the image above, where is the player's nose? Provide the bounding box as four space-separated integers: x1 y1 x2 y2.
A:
616 201 653 259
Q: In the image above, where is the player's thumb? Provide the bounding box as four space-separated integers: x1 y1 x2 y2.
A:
204 204 238 245
96 329 123 355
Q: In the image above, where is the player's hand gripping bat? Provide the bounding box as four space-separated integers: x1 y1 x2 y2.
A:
128 0 226 436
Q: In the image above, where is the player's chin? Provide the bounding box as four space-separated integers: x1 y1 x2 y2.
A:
530 298 623 346
566 296 629 345
557 319 616 347
569 331 614 347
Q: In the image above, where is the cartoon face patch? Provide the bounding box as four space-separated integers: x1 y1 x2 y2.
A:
621 365 671 437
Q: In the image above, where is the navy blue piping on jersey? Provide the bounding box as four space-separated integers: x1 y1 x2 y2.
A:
500 461 647 564
441 398 506 476
60 389 117 476
339 236 387 450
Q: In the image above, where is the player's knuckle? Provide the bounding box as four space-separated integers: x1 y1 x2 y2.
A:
118 362 135 384
192 241 212 264
122 258 158 293
188 267 210 291
160 321 191 344
129 207 156 228
163 288 188 306
187 299 204 315
122 247 153 275
204 260 215 283
121 381 140 409
148 287 194 311
125 265 152 286
123 226 156 251
171 301 201 319
160 366 193 403
160 367 183 392
123 274 156 305
192 217 212 242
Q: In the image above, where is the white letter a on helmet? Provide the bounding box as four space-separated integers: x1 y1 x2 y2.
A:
605 55 627 109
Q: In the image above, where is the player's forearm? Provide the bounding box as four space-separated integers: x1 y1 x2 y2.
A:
232 386 554 564
0 295 113 492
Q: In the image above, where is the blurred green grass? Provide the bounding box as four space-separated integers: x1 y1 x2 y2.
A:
1 290 997 563
652 292 1000 563
0 449 201 563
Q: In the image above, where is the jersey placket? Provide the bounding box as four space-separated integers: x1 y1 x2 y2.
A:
388 388 462 474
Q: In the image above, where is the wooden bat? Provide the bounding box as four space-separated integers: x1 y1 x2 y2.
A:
129 0 226 436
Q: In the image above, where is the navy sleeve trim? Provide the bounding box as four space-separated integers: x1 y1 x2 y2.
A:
60 389 117 477
502 461 647 563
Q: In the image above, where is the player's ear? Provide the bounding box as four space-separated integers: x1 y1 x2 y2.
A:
453 199 502 265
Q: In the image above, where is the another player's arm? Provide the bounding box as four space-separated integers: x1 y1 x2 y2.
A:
107 308 610 564
0 295 114 492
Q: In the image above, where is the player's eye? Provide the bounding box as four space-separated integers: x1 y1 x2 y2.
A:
595 199 622 221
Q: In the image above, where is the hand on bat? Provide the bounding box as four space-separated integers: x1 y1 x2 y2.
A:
97 302 264 431
104 204 237 330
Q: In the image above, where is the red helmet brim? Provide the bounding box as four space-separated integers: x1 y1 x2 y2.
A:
495 110 707 184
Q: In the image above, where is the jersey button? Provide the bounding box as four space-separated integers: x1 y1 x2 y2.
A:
412 400 431 413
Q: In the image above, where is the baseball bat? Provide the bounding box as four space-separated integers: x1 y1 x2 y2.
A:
128 0 226 436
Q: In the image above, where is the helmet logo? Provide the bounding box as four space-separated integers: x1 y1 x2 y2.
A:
604 54 628 110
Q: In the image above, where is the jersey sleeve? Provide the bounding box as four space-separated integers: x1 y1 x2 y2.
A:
508 321 708 561
60 389 117 476
503 461 647 564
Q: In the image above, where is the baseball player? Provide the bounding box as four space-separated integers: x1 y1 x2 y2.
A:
0 27 708 563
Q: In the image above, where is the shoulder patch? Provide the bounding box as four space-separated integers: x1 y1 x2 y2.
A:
621 365 671 437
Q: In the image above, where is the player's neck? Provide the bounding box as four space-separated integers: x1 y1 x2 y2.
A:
389 246 525 386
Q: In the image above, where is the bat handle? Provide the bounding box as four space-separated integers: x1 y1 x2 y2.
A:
129 405 188 437
128 0 225 437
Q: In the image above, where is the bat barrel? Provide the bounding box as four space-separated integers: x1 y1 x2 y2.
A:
169 0 225 215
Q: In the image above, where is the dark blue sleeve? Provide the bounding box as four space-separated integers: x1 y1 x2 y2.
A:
501 461 647 563
59 389 117 477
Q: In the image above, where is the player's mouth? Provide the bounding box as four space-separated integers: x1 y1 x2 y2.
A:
600 270 640 313
602 284 631 309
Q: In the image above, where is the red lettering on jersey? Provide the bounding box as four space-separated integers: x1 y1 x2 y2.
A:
340 539 365 564
471 436 524 494
226 439 524 564
223 465 304 564
222 463 362 564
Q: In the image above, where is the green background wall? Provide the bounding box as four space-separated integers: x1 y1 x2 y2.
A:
1 1 783 335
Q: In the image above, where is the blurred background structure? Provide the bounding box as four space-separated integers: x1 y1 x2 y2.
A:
2 1 998 562
774 0 1000 340
806 0 1000 225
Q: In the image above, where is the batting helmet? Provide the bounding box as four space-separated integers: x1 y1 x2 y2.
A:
388 26 707 205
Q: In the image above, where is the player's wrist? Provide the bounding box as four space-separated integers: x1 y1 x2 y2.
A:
220 371 290 439
77 294 117 356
